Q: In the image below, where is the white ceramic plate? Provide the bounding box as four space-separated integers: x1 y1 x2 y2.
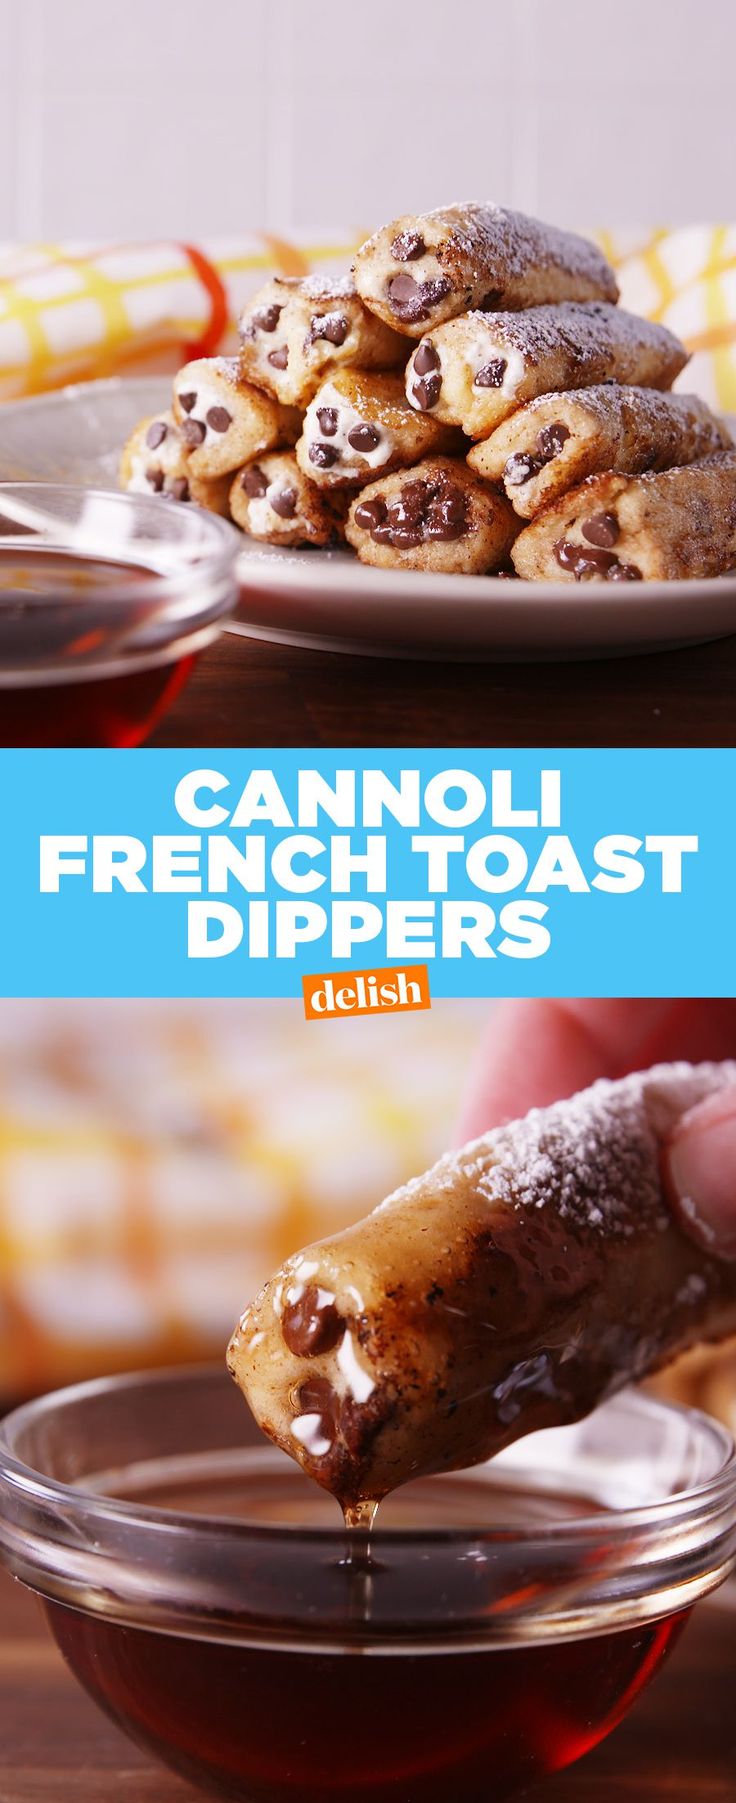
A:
2 374 735 662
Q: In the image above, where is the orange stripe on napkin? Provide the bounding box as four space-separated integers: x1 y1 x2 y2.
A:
180 242 230 357
263 235 311 276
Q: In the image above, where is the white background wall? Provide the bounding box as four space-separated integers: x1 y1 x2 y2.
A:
0 0 733 239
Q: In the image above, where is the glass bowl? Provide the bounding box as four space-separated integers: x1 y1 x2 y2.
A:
0 483 240 745
0 1365 734 1802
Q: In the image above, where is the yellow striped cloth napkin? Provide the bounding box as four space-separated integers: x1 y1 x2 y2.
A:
0 226 734 409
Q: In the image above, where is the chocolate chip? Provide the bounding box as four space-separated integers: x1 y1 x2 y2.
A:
475 359 507 388
206 405 232 434
385 523 423 547
170 477 190 502
386 272 451 324
316 406 338 436
268 345 289 370
388 481 424 528
145 420 168 449
424 491 466 540
241 464 268 497
347 422 380 452
391 230 426 261
411 371 442 410
554 538 620 580
354 497 387 530
270 485 298 519
536 422 570 461
297 1375 336 1415
581 511 619 548
413 340 440 376
294 1375 340 1450
480 289 503 311
364 473 467 548
252 303 282 333
146 467 164 491
178 391 197 414
282 1285 342 1357
504 452 538 487
309 442 339 469
607 561 642 581
181 418 206 448
311 312 349 346
423 276 452 306
504 420 571 489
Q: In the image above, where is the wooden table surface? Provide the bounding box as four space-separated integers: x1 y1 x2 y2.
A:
1 1569 733 1801
149 625 736 748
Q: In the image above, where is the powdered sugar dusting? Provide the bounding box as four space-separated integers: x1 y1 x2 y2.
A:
468 1060 736 1238
506 384 725 441
431 204 617 292
460 301 684 367
279 274 357 303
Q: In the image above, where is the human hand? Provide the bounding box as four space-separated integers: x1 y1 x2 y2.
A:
459 999 736 1259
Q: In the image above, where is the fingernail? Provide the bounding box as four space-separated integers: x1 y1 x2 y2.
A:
665 1088 736 1259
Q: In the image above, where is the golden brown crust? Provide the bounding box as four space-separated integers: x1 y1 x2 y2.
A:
512 451 736 582
344 456 517 574
239 275 406 408
354 204 618 337
297 369 461 490
404 304 688 438
469 386 733 519
230 450 347 546
119 412 232 514
228 1061 736 1507
172 356 300 478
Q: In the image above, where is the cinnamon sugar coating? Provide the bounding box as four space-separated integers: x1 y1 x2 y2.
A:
512 450 736 581
405 303 688 438
230 449 347 546
345 455 517 574
297 368 461 490
469 386 732 518
172 356 301 478
239 275 406 408
354 203 618 337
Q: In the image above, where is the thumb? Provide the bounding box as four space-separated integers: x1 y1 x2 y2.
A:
665 1086 736 1259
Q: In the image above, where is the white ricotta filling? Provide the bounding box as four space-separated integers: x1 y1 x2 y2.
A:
465 331 525 402
176 376 235 442
304 382 395 476
127 423 185 494
291 1413 333 1457
336 1330 375 1403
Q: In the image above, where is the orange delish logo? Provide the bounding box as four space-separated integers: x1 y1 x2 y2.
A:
303 964 431 1020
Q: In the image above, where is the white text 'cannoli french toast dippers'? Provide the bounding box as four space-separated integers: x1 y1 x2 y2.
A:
353 203 618 336
119 412 232 514
228 1062 736 1509
468 387 733 520
345 458 517 575
172 356 301 478
297 370 462 490
512 451 736 583
239 275 406 409
405 303 688 439
230 452 347 547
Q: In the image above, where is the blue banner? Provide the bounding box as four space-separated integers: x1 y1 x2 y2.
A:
0 748 730 999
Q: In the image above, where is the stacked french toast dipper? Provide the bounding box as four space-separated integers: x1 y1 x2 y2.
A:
121 204 736 583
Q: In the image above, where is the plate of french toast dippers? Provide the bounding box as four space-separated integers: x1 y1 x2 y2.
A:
8 201 736 659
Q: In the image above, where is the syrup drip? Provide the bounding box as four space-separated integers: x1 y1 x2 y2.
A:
342 1497 380 1626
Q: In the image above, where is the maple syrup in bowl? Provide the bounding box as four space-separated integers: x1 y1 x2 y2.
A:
0 485 239 745
1 1366 735 1802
